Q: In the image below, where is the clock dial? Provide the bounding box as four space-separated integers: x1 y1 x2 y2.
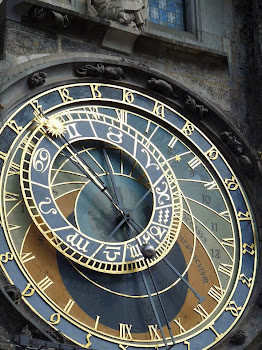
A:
0 83 257 350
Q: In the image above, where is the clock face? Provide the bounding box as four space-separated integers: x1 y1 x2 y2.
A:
0 82 257 350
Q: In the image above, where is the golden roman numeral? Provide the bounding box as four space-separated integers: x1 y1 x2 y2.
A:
221 238 234 248
64 299 75 313
208 285 225 303
21 252 35 264
8 162 20 176
119 323 133 340
168 136 177 149
86 106 100 120
116 109 128 124
194 304 209 320
174 318 186 334
218 263 232 277
5 192 20 201
0 151 7 161
148 325 161 340
9 223 22 231
37 276 53 291
188 156 201 169
204 180 218 190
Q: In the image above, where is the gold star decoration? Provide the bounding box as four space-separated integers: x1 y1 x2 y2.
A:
174 154 181 162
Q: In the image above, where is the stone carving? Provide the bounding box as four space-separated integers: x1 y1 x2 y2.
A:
87 0 149 29
221 131 243 155
185 95 208 116
4 284 21 304
147 78 178 98
29 7 71 29
221 131 254 176
75 64 125 80
21 325 32 338
229 330 246 345
28 72 47 89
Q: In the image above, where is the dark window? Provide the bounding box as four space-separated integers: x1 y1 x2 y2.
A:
148 0 186 31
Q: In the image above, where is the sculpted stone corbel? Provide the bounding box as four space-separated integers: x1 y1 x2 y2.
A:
87 0 149 29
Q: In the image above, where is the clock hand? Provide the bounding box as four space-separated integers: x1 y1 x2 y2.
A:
125 224 173 349
163 257 205 304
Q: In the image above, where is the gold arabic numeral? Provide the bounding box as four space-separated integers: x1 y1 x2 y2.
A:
90 84 102 99
207 324 222 339
221 238 234 249
122 89 134 104
152 101 165 119
22 283 35 297
119 345 128 350
193 304 209 321
184 341 190 350
181 121 194 136
188 156 201 170
119 323 133 340
205 146 219 161
30 100 44 119
37 275 54 292
82 334 92 349
5 192 20 202
20 252 35 264
243 243 255 255
148 325 161 340
239 273 253 288
7 120 23 134
225 176 239 191
168 136 177 149
174 318 186 334
237 211 251 221
226 301 242 317
218 263 233 277
0 252 14 264
58 88 74 103
49 312 61 326
8 161 20 176
208 285 225 303
94 315 100 330
204 180 218 191
116 109 128 124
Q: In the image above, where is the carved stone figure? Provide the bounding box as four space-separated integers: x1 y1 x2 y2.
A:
148 78 174 97
28 72 47 89
75 64 125 80
4 285 21 304
87 0 149 29
185 95 208 116
220 131 243 155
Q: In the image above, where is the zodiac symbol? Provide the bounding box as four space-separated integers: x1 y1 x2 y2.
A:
39 197 57 215
156 182 170 205
141 149 160 170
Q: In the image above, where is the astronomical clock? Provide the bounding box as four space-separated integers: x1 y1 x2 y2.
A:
0 62 258 350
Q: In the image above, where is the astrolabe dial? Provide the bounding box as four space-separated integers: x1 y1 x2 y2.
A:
0 82 257 350
20 110 183 273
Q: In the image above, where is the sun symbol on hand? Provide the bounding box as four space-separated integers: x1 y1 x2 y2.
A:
45 116 66 137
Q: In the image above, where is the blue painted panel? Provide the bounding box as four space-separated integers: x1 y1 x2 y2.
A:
148 0 185 30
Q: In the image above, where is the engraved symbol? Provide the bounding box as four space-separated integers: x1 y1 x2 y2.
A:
141 149 160 170
119 323 133 340
107 127 123 144
49 313 60 325
225 176 239 191
156 181 170 205
33 148 51 173
66 232 89 253
90 84 102 99
39 197 57 215
181 121 194 136
153 101 165 118
242 243 255 255
226 301 242 317
0 252 13 263
65 123 82 140
150 226 167 240
103 246 121 262
127 244 142 258
148 325 161 340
